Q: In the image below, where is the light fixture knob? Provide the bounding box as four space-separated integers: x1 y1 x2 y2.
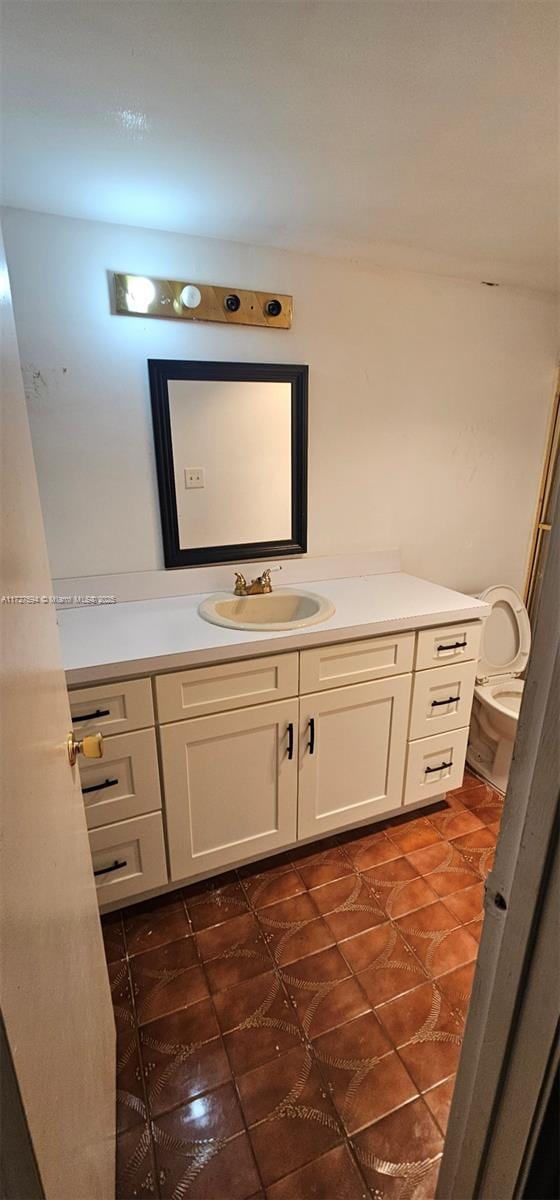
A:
180 284 202 309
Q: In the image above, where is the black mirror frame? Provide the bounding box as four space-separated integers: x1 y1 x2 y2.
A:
148 359 308 569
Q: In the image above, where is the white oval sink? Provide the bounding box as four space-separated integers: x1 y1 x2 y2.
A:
198 588 336 631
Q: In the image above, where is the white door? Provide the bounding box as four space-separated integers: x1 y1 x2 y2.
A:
0 228 115 1199
161 699 299 880
298 675 412 838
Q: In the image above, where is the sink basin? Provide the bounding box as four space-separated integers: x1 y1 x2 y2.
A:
198 588 336 631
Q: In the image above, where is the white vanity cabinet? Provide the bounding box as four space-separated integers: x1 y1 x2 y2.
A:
69 616 484 909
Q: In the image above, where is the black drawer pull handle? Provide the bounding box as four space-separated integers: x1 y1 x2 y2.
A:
437 641 467 652
431 696 461 708
425 761 453 774
308 717 315 755
94 859 127 877
72 708 110 723
82 777 119 795
287 722 294 760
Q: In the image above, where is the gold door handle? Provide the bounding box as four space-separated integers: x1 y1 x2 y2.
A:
67 730 103 767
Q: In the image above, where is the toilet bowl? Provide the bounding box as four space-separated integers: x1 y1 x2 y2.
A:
467 584 531 794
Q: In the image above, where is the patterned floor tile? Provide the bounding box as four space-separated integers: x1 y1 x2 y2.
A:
124 893 190 957
213 970 302 1075
450 828 497 877
152 1084 260 1200
427 807 485 840
386 818 443 854
343 830 402 871
256 893 336 966
423 1076 457 1135
116 1121 158 1200
101 910 126 963
404 840 481 898
436 961 477 1018
139 999 231 1116
241 865 307 909
375 980 463 1049
186 881 250 931
294 843 354 890
265 1143 367 1200
130 937 208 1025
197 911 273 992
352 1096 443 1199
237 1045 342 1186
440 880 485 924
312 874 386 940
313 1012 415 1134
363 857 440 918
281 946 371 1040
396 902 478 977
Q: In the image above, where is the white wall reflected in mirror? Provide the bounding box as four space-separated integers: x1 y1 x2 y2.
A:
168 379 292 550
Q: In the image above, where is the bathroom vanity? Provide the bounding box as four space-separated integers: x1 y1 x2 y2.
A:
60 571 489 910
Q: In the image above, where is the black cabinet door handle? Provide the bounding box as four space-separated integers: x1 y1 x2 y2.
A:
425 761 453 774
94 859 127 877
72 708 110 723
436 641 467 652
431 696 461 708
308 717 315 755
287 723 294 760
82 777 119 795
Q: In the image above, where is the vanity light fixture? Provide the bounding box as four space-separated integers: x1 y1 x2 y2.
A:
113 273 292 329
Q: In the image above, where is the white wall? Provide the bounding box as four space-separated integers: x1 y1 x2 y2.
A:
3 207 557 594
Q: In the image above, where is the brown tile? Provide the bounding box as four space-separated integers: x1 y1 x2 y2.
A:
281 946 371 1039
257 893 335 967
183 870 238 901
242 865 306 909
116 1121 158 1200
352 1096 443 1199
364 859 440 918
376 980 462 1049
451 828 496 877
311 875 385 941
197 911 272 992
295 845 354 890
468 801 504 828
108 958 135 1031
314 1012 413 1134
344 830 402 871
116 1028 148 1134
186 881 249 931
398 1036 462 1093
457 781 499 808
397 902 478 977
465 917 484 943
265 1143 367 1200
428 808 485 840
423 1076 457 1135
153 1084 260 1200
443 881 485 924
213 970 302 1075
139 999 231 1116
130 937 208 1025
101 910 126 963
405 840 481 898
124 898 190 958
237 1046 341 1186
437 961 476 1018
341 921 427 997
386 818 443 854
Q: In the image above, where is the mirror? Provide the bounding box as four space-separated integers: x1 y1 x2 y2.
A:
149 360 308 568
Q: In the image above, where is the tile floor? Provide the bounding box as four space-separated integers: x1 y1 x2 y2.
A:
104 769 503 1200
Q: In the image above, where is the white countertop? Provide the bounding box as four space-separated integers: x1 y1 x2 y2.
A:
59 572 489 685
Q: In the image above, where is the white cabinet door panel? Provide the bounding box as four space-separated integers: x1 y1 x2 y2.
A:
300 632 414 693
161 699 298 880
156 653 298 723
404 727 469 805
298 674 411 839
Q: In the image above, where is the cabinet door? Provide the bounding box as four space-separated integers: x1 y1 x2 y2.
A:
298 675 411 839
160 699 298 880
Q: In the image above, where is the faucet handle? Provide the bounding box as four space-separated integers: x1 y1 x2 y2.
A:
234 572 247 595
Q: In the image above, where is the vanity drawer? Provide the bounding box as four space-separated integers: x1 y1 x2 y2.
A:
408 660 477 741
69 678 154 736
415 621 483 670
155 652 299 723
89 812 168 906
79 729 161 830
404 726 469 806
299 632 415 694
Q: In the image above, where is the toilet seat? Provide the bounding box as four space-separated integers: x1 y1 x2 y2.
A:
476 584 531 684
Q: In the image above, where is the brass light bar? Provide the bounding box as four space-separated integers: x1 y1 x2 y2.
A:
113 273 293 329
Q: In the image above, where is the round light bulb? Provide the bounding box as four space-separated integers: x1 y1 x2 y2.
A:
126 276 156 312
180 284 202 309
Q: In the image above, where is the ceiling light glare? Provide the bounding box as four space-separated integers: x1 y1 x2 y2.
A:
180 284 202 309
126 276 156 312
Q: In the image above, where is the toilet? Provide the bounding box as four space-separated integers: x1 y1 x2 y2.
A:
467 584 531 794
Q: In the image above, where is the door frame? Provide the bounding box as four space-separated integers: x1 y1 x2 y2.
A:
437 458 560 1198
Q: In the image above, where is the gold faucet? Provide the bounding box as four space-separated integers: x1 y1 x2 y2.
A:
234 568 274 596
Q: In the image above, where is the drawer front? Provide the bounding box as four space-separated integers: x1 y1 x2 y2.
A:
69 678 154 736
299 632 415 694
89 812 168 905
408 660 477 741
415 621 483 671
155 652 299 723
404 727 469 806
79 728 161 829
